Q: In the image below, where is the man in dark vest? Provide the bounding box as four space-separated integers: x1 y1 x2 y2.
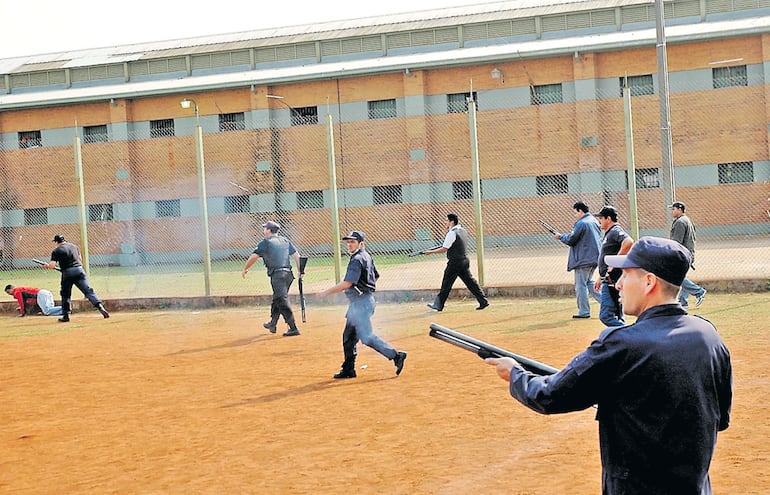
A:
423 212 489 312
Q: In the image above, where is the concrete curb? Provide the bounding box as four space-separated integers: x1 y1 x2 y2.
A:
2 278 766 315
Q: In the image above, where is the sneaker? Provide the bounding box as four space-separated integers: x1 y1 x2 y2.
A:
97 304 110 319
282 328 300 337
572 314 590 319
263 321 277 334
695 290 707 308
393 351 407 376
58 316 70 323
333 369 357 379
476 301 490 310
427 304 443 312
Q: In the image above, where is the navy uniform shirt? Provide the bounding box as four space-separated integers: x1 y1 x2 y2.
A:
507 304 732 494
51 242 83 270
598 224 631 278
253 236 297 276
343 247 379 299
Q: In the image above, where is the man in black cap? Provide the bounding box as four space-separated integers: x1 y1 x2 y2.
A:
485 237 732 494
318 231 407 379
669 201 707 308
423 212 489 312
43 234 110 322
593 206 633 327
242 220 302 337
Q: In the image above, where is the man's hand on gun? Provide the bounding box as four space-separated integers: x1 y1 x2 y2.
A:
485 357 522 382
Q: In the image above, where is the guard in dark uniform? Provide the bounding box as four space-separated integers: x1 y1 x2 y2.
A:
318 231 407 379
242 221 301 337
423 212 489 311
44 234 110 322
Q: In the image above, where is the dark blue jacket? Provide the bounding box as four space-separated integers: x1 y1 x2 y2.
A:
507 304 732 495
559 213 602 271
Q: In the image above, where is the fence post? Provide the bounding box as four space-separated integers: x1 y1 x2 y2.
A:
468 89 485 286
623 75 640 241
74 133 90 274
326 113 342 283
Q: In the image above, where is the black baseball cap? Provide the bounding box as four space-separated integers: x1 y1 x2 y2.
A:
342 231 365 242
52 234 65 243
262 221 280 231
668 201 686 211
606 236 691 286
594 206 618 221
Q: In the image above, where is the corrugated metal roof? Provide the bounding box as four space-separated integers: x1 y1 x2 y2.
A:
3 14 769 110
0 0 651 73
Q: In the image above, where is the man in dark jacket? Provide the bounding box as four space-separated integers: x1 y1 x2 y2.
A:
487 237 732 495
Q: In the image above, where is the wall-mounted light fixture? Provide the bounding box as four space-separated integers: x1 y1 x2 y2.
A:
490 67 504 85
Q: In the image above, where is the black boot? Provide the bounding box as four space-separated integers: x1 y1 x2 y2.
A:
97 304 110 319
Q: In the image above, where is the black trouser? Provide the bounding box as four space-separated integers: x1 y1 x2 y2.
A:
434 258 487 310
60 267 102 315
268 270 298 330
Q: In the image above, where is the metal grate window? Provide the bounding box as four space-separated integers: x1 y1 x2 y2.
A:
18 130 42 148
452 181 474 200
155 199 181 218
373 185 403 205
24 208 48 226
89 203 114 222
224 195 250 214
84 125 109 143
368 99 397 119
713 65 748 88
219 112 246 132
718 161 754 183
531 83 563 105
291 106 319 126
447 92 477 113
620 75 654 97
150 119 175 138
297 190 324 210
633 168 661 189
536 174 568 195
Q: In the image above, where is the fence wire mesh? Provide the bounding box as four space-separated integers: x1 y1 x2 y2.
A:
1 82 768 298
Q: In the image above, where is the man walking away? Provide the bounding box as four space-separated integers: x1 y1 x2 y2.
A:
669 201 707 308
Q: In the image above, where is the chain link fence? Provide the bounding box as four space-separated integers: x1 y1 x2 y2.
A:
1 80 768 298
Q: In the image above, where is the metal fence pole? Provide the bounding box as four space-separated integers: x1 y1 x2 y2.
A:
73 134 90 273
326 113 342 282
623 75 640 241
468 90 485 286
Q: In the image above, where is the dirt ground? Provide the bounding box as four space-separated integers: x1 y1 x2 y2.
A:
1 294 768 494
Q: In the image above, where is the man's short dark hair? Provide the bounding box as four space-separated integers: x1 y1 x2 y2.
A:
447 213 459 225
573 202 589 213
4 284 13 291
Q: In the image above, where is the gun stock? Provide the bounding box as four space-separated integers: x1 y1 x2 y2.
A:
429 323 559 376
539 220 558 235
32 258 61 272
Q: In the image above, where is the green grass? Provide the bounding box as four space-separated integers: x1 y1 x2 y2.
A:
1 253 424 299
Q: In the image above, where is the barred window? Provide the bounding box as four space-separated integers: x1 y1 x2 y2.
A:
219 113 245 132
24 207 48 225
634 168 660 189
531 83 563 105
620 75 654 97
297 190 324 210
452 180 473 200
150 119 175 138
536 174 568 195
447 92 478 113
224 195 250 214
373 185 403 205
712 65 748 89
83 125 109 143
367 99 397 119
155 199 181 218
291 106 319 126
718 161 753 184
88 203 114 222
18 130 42 149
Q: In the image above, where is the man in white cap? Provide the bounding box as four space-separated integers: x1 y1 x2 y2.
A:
485 237 732 494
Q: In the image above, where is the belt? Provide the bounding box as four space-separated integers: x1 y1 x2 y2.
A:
272 268 292 273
